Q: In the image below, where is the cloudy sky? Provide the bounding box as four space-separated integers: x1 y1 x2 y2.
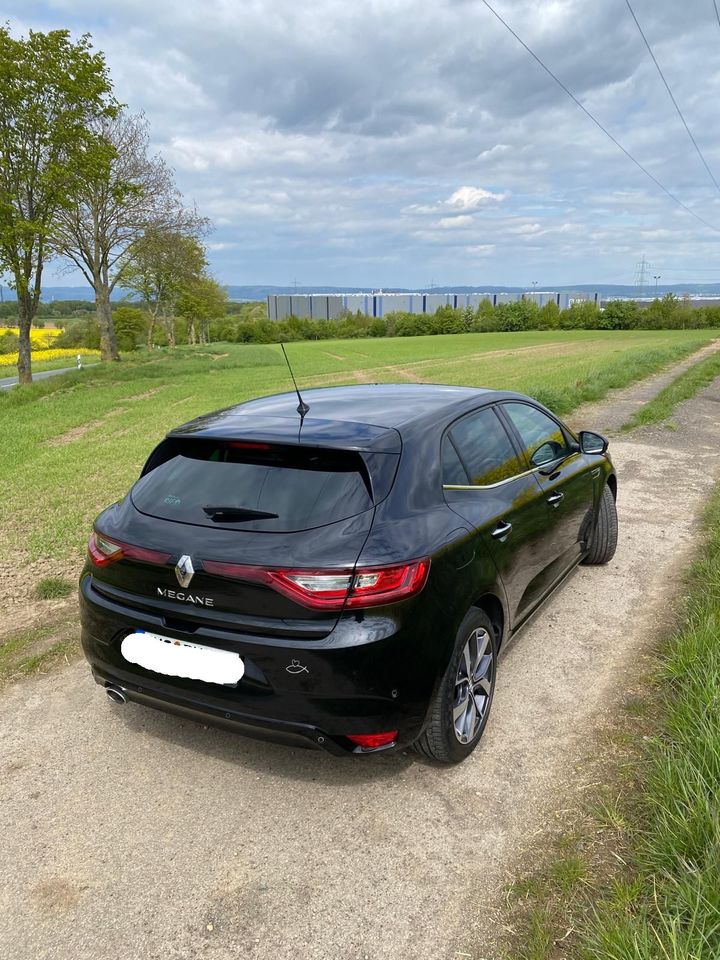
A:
8 0 720 288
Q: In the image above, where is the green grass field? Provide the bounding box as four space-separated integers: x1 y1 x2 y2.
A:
1 329 715 582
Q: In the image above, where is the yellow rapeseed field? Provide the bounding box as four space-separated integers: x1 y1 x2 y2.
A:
0 347 101 367
0 326 62 350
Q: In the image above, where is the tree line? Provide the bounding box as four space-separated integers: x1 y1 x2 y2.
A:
0 27 221 382
221 294 719 342
13 290 711 354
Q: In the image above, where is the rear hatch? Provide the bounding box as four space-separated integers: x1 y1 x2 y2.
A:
89 431 400 637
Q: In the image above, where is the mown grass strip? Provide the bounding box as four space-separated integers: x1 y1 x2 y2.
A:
622 348 720 431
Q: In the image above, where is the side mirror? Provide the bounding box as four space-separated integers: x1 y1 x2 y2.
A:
579 430 608 455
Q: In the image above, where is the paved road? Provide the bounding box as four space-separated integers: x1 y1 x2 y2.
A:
0 363 98 389
2 365 720 960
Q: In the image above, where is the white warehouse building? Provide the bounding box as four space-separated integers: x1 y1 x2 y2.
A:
266 291 597 321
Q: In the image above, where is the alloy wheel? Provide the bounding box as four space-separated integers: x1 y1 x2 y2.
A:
452 627 494 744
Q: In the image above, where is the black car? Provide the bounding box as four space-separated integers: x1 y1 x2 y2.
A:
79 383 617 763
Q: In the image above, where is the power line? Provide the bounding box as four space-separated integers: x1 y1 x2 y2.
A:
477 0 720 235
625 0 720 195
714 1 720 30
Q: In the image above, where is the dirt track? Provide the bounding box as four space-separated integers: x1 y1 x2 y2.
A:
2 357 720 960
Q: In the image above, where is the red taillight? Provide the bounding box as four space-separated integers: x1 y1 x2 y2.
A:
201 558 430 610
87 531 171 567
225 441 271 450
88 531 124 566
347 731 398 749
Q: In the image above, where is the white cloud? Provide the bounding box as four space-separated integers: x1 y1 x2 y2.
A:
438 215 474 228
446 186 509 209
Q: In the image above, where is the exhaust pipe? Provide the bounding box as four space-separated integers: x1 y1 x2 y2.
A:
105 686 127 705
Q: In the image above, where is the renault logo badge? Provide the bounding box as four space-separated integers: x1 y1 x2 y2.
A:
175 555 194 588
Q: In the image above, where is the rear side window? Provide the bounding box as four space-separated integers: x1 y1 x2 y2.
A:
446 407 522 487
132 439 374 532
441 437 469 485
503 402 570 467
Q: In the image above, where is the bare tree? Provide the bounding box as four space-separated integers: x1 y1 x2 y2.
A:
54 111 208 361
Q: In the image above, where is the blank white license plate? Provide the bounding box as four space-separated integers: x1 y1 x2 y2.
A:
120 631 245 686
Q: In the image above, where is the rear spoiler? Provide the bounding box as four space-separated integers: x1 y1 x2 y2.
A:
168 414 402 454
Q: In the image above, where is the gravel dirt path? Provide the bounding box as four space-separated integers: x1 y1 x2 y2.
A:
3 355 720 960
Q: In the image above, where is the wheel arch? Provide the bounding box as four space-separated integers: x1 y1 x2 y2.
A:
472 592 506 649
606 472 617 500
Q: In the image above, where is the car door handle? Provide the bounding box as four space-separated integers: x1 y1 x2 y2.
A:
547 491 564 506
491 520 512 540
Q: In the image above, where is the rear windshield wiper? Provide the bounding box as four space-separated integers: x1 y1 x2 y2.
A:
202 506 279 522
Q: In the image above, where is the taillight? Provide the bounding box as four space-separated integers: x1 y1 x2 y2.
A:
88 532 124 566
87 531 171 567
201 558 430 610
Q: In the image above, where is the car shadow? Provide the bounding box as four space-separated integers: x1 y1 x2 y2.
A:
113 697 422 783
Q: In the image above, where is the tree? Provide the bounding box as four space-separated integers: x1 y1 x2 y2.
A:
118 230 207 347
53 111 207 362
112 305 148 351
176 275 228 344
0 28 117 383
601 299 639 329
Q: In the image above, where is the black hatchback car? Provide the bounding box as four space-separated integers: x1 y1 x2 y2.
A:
79 383 617 763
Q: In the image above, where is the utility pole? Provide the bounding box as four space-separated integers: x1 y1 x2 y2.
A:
531 280 538 297
653 275 661 298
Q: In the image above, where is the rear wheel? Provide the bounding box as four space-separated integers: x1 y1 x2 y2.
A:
583 484 618 565
413 608 497 764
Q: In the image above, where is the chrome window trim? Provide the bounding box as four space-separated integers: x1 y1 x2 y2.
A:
443 465 539 490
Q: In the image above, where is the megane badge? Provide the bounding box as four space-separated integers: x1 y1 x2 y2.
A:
175 554 195 588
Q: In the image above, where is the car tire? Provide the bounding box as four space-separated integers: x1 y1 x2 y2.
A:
413 608 497 764
582 484 618 565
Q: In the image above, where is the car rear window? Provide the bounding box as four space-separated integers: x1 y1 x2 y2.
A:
132 438 374 532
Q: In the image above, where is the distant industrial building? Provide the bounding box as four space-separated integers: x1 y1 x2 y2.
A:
267 291 599 321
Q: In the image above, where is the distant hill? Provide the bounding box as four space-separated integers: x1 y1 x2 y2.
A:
3 282 720 304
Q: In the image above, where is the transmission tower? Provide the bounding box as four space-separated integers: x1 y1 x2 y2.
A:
634 255 649 297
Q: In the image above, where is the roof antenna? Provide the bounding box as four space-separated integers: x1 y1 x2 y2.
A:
280 343 310 418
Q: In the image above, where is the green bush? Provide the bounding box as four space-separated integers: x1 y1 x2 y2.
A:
53 317 100 349
113 306 148 351
0 330 19 354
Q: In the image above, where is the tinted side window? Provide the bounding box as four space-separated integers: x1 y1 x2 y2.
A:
448 407 522 486
441 436 469 485
503 403 570 467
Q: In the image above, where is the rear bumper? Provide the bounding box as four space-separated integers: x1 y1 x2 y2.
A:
79 573 446 754
90 665 368 755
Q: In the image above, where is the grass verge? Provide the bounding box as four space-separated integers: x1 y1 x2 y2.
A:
504 485 720 959
0 618 81 685
622 348 720 430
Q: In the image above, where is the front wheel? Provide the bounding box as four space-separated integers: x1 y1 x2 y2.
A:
582 484 618 565
413 608 497 764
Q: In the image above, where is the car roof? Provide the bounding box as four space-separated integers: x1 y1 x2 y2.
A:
237 383 495 426
168 383 525 452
